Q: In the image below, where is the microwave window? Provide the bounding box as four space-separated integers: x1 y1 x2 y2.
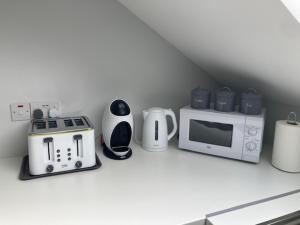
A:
189 120 233 147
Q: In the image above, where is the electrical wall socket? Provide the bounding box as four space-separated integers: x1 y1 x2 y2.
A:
30 101 60 119
10 103 31 121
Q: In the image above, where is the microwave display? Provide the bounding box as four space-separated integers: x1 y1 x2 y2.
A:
189 120 233 147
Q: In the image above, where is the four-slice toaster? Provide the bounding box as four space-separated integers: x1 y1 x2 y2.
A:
28 116 96 175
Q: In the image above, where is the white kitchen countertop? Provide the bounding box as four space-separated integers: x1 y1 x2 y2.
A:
0 142 300 225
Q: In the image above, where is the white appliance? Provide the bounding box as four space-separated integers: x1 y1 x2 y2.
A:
179 106 265 163
102 99 133 160
142 107 177 151
28 116 96 175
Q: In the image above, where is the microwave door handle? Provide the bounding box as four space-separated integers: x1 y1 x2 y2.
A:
164 109 178 141
202 121 232 131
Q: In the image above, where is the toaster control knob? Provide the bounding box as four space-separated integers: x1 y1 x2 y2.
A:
46 165 54 173
75 161 82 169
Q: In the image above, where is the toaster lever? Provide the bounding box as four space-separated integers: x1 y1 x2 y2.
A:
73 135 83 157
43 137 53 143
43 137 54 161
73 135 82 140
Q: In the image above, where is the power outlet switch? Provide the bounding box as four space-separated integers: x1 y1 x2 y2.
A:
10 103 31 121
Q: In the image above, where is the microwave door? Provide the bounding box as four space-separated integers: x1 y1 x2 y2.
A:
189 120 233 148
179 111 245 160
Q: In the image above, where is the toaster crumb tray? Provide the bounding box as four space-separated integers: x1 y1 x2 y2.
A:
19 154 102 180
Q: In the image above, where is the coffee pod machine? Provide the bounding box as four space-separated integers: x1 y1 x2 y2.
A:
101 99 133 160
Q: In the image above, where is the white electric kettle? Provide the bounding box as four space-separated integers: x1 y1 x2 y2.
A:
142 108 177 151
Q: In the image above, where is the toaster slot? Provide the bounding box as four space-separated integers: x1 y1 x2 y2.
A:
35 120 46 129
44 137 54 161
48 120 57 128
74 118 84 126
64 119 74 127
73 135 83 157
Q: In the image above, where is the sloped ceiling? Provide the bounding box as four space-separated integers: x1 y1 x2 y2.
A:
118 0 300 105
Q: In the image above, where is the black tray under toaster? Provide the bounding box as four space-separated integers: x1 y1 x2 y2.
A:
19 154 102 181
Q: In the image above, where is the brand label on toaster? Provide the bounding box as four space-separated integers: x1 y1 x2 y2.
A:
62 164 68 168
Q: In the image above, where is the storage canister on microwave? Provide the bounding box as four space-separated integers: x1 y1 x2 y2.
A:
272 112 300 173
191 88 211 109
240 88 262 115
214 87 236 112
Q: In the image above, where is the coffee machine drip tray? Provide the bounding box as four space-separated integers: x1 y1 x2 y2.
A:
103 143 132 160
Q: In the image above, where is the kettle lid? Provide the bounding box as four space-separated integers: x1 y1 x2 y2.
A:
147 107 164 113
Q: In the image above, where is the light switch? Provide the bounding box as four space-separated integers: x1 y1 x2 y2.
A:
10 103 31 121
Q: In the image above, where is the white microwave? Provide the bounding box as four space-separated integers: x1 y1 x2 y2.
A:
178 106 265 163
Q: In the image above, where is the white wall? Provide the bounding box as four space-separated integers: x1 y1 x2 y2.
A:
118 0 300 147
0 0 216 158
118 0 300 107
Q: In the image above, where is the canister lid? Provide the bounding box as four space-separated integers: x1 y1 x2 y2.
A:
241 88 262 100
216 87 235 97
191 87 210 97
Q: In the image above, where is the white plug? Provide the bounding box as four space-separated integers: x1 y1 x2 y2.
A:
30 101 60 119
49 108 61 118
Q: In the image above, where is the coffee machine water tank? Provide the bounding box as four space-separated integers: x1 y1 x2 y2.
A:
101 99 133 160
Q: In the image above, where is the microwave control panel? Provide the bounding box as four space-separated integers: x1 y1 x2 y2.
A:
242 116 265 162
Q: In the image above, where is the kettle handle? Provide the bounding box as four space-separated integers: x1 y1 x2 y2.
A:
164 109 177 141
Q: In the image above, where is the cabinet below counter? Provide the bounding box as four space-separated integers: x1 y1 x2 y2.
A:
0 142 300 225
207 192 300 225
